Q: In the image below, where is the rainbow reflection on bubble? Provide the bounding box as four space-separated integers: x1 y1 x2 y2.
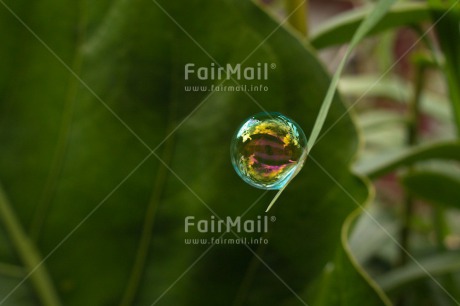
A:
230 112 307 190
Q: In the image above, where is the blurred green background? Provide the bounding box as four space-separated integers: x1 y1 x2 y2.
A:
0 0 460 305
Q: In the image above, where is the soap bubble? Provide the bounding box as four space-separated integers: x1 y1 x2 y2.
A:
230 112 307 190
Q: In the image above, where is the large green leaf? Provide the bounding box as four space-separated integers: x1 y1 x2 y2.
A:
0 0 388 305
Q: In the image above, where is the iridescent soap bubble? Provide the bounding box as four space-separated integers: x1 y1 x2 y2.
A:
230 112 307 190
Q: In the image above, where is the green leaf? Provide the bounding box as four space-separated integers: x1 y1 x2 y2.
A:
355 141 460 179
339 75 453 123
304 208 392 306
307 0 397 149
311 2 431 49
0 0 389 305
376 251 460 292
401 169 460 209
428 1 460 135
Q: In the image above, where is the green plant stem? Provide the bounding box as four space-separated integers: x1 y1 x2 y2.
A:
29 0 87 242
285 0 308 38
118 157 169 306
0 184 61 306
119 50 180 306
29 30 84 242
432 207 460 302
400 196 414 266
445 67 460 135
433 207 448 250
232 233 270 306
396 60 425 306
119 139 175 306
400 63 425 265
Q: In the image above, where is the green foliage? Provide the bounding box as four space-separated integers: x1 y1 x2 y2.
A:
311 2 431 49
0 0 392 305
304 209 392 305
355 141 460 179
428 0 460 134
402 170 460 209
307 0 397 148
377 251 460 292
1 0 460 305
